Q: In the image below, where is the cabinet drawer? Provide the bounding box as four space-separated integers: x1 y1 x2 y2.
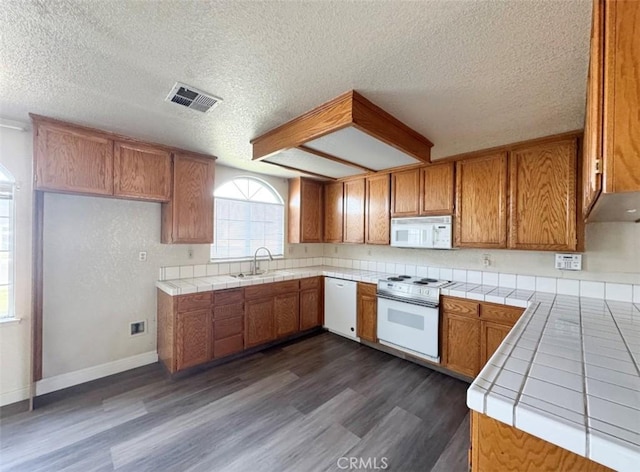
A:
213 288 243 307
480 303 524 325
214 316 244 339
214 334 244 358
177 292 212 312
213 303 244 320
300 277 321 290
441 297 479 317
245 280 299 299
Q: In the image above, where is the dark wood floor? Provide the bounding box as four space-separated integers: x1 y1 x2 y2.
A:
0 332 470 472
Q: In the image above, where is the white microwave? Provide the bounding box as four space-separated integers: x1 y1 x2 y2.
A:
390 216 452 249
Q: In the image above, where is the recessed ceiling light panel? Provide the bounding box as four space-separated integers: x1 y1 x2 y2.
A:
165 82 222 113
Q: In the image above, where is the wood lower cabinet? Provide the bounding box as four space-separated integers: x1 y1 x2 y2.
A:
442 296 524 377
442 311 481 377
213 288 244 358
391 168 421 217
343 178 366 243
509 139 578 251
289 178 323 243
356 282 377 342
245 297 275 348
113 141 171 201
300 277 323 330
455 153 508 249
365 174 391 245
274 292 300 338
34 119 114 195
471 411 613 472
323 182 344 243
161 153 215 244
176 309 213 371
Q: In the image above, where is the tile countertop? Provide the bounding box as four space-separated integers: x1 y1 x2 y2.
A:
157 269 640 471
457 287 640 472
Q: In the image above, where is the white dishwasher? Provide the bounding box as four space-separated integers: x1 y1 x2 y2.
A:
324 278 359 341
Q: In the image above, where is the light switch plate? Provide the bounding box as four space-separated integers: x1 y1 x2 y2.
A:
555 253 582 271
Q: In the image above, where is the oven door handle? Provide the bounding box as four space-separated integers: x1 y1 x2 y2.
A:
376 293 439 309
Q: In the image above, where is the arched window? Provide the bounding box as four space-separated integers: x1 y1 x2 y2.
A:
0 164 15 319
211 177 285 260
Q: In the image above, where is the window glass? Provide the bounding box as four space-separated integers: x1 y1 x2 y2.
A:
211 177 284 260
0 164 14 318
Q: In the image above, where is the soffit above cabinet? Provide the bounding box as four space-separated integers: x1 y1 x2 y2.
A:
252 90 433 178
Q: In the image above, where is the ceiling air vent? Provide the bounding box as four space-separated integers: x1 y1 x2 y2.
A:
165 82 222 113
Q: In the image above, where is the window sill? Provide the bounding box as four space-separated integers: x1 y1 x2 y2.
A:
209 256 285 263
0 317 22 325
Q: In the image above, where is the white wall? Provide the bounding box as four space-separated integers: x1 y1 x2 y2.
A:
325 222 640 284
40 165 322 386
0 121 33 406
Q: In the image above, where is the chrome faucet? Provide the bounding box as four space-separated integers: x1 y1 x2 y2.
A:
251 247 274 275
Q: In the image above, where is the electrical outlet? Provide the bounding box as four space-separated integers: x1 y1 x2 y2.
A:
187 248 193 259
482 254 491 267
304 246 308 254
130 321 146 336
367 249 372 256
138 251 147 262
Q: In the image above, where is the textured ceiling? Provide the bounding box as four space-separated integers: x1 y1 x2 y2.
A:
0 0 591 177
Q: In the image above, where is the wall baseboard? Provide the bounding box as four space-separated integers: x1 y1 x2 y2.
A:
0 386 30 407
35 351 158 396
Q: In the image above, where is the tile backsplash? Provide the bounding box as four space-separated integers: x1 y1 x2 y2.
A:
160 256 640 303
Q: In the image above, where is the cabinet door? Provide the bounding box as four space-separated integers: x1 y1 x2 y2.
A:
34 122 113 195
582 0 605 217
481 321 512 368
509 139 577 251
300 283 322 330
324 182 344 243
274 291 300 338
113 141 171 201
365 174 390 245
244 297 275 348
454 153 508 248
301 179 323 242
442 312 481 377
356 283 377 342
175 309 213 371
602 0 640 195
421 162 454 215
391 169 420 217
162 153 215 244
343 178 365 243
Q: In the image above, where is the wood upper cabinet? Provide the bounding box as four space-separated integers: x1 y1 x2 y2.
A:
175 309 213 371
421 162 454 215
509 139 578 251
323 182 344 243
113 141 171 201
455 153 508 248
356 282 377 342
34 120 114 195
300 277 323 330
161 153 215 244
289 178 323 243
274 291 300 338
583 0 640 219
365 174 391 245
391 168 420 217
343 178 366 244
244 297 275 348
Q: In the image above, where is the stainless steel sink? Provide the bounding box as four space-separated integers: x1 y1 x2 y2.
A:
229 270 291 279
